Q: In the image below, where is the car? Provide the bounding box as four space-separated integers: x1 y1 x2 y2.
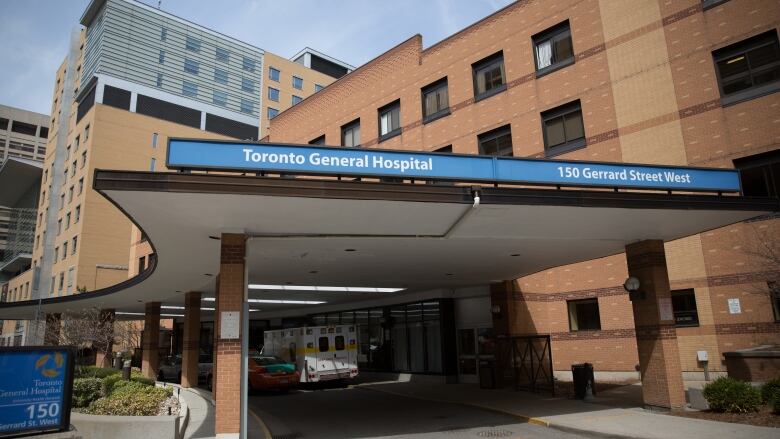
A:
158 354 213 388
248 352 300 392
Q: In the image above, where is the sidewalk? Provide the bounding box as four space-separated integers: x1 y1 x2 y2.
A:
177 386 267 439
358 381 778 439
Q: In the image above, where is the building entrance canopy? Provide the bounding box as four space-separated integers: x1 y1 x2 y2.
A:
0 141 775 320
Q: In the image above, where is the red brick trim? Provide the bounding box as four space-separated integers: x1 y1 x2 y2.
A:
715 322 780 335
551 328 635 341
514 286 626 302
635 324 678 340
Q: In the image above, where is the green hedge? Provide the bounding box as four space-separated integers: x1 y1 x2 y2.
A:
75 366 120 379
101 374 123 397
85 383 172 416
73 378 103 408
761 379 780 405
702 377 762 413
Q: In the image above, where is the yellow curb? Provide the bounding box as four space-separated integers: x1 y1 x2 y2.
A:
249 407 273 439
359 385 551 428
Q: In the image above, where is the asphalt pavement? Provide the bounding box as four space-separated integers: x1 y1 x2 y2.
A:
247 385 586 439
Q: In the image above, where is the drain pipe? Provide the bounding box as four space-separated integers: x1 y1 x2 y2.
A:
444 187 482 238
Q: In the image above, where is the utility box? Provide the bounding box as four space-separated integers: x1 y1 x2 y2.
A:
571 363 595 399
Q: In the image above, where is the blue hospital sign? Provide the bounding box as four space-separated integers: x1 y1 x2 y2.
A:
166 139 742 192
0 347 74 436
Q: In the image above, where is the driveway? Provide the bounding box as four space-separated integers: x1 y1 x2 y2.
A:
248 385 585 439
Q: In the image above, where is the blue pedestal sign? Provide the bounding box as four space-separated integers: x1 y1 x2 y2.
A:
166 139 742 193
0 347 74 437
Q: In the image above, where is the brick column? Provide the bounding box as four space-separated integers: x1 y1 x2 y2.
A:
215 234 245 437
181 291 201 388
491 281 521 387
95 309 115 368
626 240 686 410
142 302 161 380
44 313 61 346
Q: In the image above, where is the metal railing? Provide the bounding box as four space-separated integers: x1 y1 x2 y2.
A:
1 207 37 266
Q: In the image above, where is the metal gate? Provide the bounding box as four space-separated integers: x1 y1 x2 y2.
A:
499 335 554 395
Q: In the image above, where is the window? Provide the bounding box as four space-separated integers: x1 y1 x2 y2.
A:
268 87 279 102
72 236 77 254
78 178 84 195
58 272 64 292
68 186 73 202
567 298 601 331
156 73 163 87
714 30 780 105
267 107 279 119
215 47 229 62
242 77 255 92
318 336 329 352
335 336 345 351
75 205 80 223
66 145 70 160
71 160 76 175
57 219 62 235
63 168 68 182
152 133 158 148
184 58 199 75
292 76 303 90
59 194 64 210
672 289 699 327
341 119 360 147
478 125 513 157
84 124 89 140
214 68 228 84
378 100 401 141
185 36 201 53
81 151 86 168
0 118 7 130
160 27 167 41
309 135 325 145
315 84 324 92
40 126 49 139
54 247 59 262
182 80 197 97
138 256 146 273
62 241 68 258
472 51 506 100
240 99 254 114
242 56 255 72
292 95 302 106
533 21 574 75
269 67 280 81
735 149 780 197
422 77 450 123
150 158 156 172
770 281 780 322
213 90 227 107
158 50 165 64
541 100 585 156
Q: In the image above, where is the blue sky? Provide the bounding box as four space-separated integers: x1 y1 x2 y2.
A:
0 0 514 115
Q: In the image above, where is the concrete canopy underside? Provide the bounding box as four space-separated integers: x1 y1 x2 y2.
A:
0 170 776 320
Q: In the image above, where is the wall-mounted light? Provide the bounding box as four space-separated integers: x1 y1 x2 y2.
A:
623 277 644 301
491 305 502 315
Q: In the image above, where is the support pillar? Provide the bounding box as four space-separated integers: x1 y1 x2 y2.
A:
181 291 201 388
95 309 115 368
626 240 686 410
215 234 245 437
44 313 61 346
142 302 161 380
491 281 519 387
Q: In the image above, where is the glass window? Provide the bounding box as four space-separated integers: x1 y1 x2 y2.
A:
240 99 254 114
734 149 780 197
292 95 303 106
268 87 279 102
78 178 84 194
160 27 167 41
156 73 163 87
267 107 279 119
533 21 574 73
318 336 329 352
184 58 199 75
713 30 780 103
478 125 513 157
81 151 86 168
72 236 77 254
214 68 228 84
390 305 408 371
242 77 255 92
472 52 506 99
243 56 255 72
158 50 165 64
152 133 158 148
309 135 325 145
182 80 197 97
185 36 201 53
672 289 699 327
341 119 360 147
315 84 324 92
422 78 449 121
150 157 156 172
541 100 585 156
75 205 80 223
213 90 227 107
770 281 780 322
292 76 303 90
567 299 601 331
215 47 229 62
269 67 280 81
65 213 70 229
378 100 401 140
335 336 345 351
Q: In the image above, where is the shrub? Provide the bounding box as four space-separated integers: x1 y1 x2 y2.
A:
130 373 155 386
75 366 120 379
72 378 103 408
761 378 780 405
101 374 123 396
702 377 762 413
85 384 172 416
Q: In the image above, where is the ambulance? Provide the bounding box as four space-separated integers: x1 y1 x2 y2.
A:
262 324 359 383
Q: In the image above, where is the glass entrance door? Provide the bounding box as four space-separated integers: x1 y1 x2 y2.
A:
457 327 494 383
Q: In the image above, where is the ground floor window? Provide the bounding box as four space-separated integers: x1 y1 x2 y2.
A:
672 289 699 327
567 298 601 331
770 281 780 322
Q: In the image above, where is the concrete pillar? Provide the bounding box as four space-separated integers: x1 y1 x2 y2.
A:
44 313 61 345
181 291 201 388
215 234 245 437
142 302 161 380
95 309 115 368
626 240 686 410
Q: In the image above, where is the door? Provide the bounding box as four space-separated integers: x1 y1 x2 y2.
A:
333 331 349 376
316 333 334 375
456 327 494 383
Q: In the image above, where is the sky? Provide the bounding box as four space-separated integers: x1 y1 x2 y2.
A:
0 0 514 115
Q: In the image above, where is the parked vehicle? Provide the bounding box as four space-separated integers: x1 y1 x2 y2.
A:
248 353 300 391
158 354 213 387
262 324 359 383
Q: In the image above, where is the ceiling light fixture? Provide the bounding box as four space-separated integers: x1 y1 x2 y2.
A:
248 299 325 305
248 284 404 293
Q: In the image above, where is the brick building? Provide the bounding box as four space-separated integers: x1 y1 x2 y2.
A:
266 0 780 380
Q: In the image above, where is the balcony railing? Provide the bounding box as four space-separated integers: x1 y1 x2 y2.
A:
1 207 37 266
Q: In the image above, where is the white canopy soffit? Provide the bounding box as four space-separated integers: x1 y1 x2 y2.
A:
0 170 776 320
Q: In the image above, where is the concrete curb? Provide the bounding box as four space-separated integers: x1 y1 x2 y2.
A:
357 385 551 428
248 408 273 439
162 383 190 439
